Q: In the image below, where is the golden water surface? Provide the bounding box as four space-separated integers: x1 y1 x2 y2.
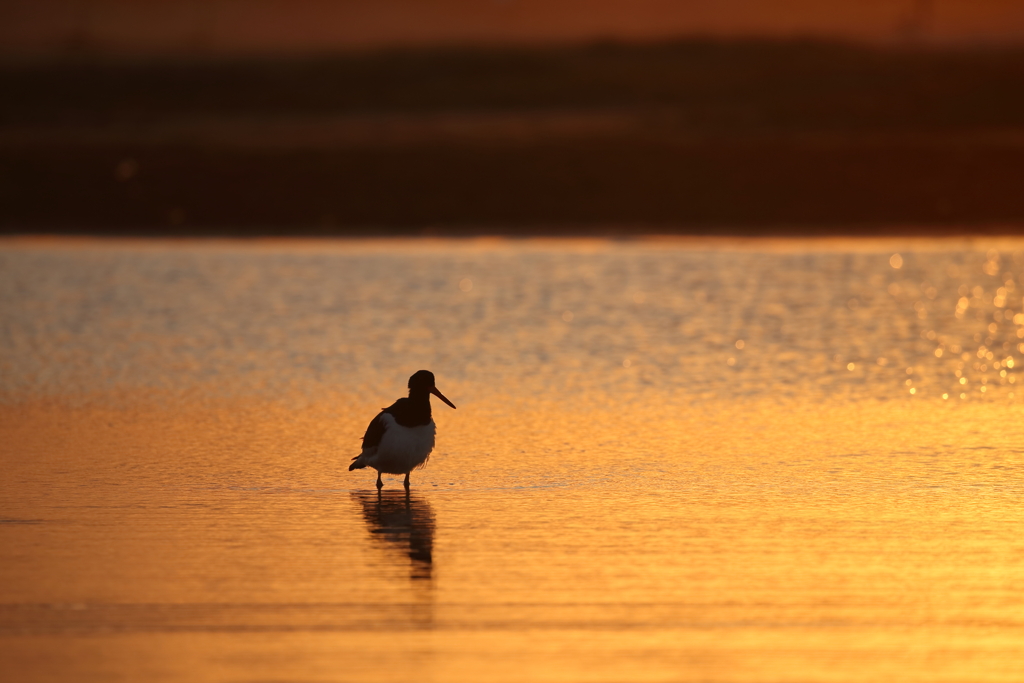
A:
2 238 1023 682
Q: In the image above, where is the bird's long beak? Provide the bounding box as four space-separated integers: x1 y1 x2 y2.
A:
431 386 457 409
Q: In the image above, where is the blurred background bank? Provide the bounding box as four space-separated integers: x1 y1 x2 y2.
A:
3 0 1024 234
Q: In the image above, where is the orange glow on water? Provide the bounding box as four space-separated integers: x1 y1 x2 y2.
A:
3 395 1024 681
4 237 1024 680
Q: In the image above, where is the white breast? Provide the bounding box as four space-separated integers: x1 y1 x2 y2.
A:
368 413 436 474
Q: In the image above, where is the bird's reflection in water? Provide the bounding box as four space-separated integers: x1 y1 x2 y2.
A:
351 490 435 581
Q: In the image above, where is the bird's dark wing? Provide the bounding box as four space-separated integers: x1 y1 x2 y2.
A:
360 411 388 451
359 399 405 451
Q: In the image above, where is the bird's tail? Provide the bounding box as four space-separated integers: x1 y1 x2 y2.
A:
349 454 366 471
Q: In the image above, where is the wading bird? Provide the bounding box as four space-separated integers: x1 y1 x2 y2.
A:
349 370 457 490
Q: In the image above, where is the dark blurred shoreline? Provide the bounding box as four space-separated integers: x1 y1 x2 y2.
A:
4 39 1024 236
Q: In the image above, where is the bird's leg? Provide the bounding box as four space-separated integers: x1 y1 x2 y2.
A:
376 471 383 490
403 473 410 490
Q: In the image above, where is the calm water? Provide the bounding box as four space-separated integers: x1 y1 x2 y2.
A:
2 237 1024 682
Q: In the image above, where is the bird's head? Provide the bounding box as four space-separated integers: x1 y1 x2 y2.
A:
408 370 457 409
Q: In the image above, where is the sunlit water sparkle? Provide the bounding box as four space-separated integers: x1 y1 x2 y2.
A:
2 237 1023 682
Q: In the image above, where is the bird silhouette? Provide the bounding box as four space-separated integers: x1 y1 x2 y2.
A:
349 370 456 490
